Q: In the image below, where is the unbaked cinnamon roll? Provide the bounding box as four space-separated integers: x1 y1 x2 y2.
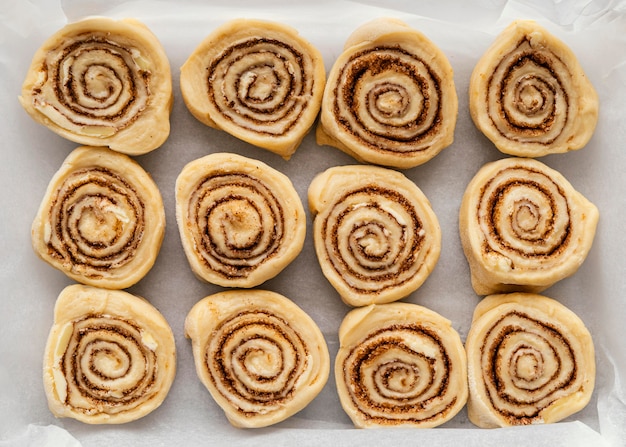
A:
335 303 468 428
176 153 306 288
185 289 329 428
465 293 595 427
180 19 325 159
19 17 172 155
31 146 165 289
469 20 598 157
459 157 598 295
308 165 440 306
43 285 176 424
316 18 458 169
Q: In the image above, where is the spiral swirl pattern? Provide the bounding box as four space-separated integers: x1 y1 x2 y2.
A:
185 290 329 427
32 146 165 289
189 173 283 276
335 48 444 149
309 165 440 306
459 158 598 295
20 17 172 155
176 153 305 288
60 315 158 414
466 294 595 427
487 39 569 145
44 285 176 424
42 36 149 132
469 20 598 157
318 19 457 169
180 19 325 158
47 167 144 272
478 166 570 266
207 39 312 137
336 304 467 428
207 311 309 414
323 187 424 289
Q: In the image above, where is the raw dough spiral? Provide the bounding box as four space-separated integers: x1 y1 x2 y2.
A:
185 289 329 428
469 20 598 157
465 293 595 427
31 146 165 289
308 165 440 306
335 303 468 428
180 19 325 159
175 152 306 288
317 18 458 169
459 157 598 295
19 17 172 155
43 285 176 424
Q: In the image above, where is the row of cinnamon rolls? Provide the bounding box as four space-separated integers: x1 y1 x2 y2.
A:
19 17 599 164
34 146 598 302
42 285 595 428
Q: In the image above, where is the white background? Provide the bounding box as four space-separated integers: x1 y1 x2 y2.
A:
1 0 625 445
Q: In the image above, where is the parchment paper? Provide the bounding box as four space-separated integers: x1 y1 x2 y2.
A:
1 0 624 445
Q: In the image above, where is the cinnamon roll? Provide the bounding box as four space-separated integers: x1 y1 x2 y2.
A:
316 18 458 169
185 289 330 428
335 303 468 428
180 19 325 159
308 165 440 306
19 17 172 155
175 153 306 288
469 20 598 157
459 157 598 295
31 146 165 289
465 293 595 427
43 284 176 424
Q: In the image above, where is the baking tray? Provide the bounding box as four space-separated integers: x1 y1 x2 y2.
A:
1 0 624 445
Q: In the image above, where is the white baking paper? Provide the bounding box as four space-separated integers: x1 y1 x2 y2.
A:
1 0 625 445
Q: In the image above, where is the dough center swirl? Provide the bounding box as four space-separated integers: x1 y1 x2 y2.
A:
189 173 284 278
207 38 311 136
481 311 578 423
205 311 308 415
37 35 150 133
343 324 457 424
334 46 442 153
478 167 571 267
47 167 144 277
322 186 424 294
60 315 158 414
488 39 569 145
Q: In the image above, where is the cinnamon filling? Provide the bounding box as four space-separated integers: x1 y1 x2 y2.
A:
207 38 311 135
333 46 444 154
36 33 150 131
46 167 144 276
321 186 426 294
61 314 158 414
480 311 578 424
188 173 284 279
487 38 571 145
205 310 309 415
343 324 457 424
